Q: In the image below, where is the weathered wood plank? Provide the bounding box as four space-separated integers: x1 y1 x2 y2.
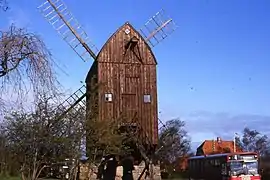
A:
85 22 158 147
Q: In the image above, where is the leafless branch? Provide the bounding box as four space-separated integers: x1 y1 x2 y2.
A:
0 24 60 104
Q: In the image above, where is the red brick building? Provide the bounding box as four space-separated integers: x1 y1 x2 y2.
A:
196 137 242 156
175 155 189 171
174 137 243 172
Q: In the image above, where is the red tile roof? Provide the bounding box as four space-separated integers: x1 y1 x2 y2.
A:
196 138 242 155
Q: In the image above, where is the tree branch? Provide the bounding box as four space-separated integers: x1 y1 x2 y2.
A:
0 24 61 109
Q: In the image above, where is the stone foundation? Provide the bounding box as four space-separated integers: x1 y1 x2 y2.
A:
79 162 161 180
79 163 98 180
133 161 161 180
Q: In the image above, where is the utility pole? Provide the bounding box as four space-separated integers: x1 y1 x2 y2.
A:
234 133 239 152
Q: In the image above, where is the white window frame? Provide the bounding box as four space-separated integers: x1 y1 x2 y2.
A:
105 93 113 102
143 94 151 103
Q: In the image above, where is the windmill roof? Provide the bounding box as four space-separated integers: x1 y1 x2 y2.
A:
85 21 158 82
95 21 158 64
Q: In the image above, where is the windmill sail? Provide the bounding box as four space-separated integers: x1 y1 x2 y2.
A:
158 118 167 133
140 9 177 48
54 85 86 120
38 0 99 62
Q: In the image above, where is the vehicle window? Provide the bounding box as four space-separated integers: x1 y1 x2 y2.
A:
221 163 227 175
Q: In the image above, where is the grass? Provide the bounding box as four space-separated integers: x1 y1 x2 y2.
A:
0 177 20 180
0 177 59 180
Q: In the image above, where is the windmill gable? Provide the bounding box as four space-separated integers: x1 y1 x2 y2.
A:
96 22 157 65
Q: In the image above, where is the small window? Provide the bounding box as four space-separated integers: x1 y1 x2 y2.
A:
144 94 151 103
105 93 113 102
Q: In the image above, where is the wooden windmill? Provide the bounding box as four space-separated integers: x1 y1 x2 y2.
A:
37 0 176 176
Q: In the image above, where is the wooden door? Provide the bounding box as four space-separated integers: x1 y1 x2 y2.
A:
120 64 141 123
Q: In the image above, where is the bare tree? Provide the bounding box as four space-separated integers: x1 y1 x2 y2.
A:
0 126 17 176
157 119 191 173
2 93 85 180
236 127 270 156
86 117 129 162
0 24 59 104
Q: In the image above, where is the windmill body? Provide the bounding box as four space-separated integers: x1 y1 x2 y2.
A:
38 0 177 171
86 23 159 159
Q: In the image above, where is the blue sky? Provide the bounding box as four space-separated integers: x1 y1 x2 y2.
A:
1 0 270 150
